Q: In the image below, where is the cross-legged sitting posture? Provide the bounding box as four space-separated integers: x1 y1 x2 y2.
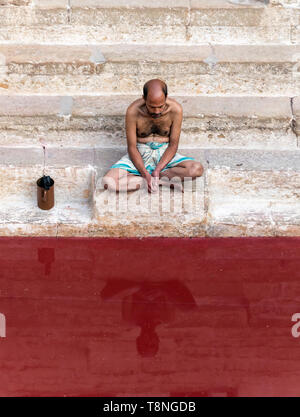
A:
102 79 204 194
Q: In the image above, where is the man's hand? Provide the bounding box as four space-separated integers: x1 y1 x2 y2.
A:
152 168 161 180
152 169 185 193
144 172 159 194
151 169 161 193
144 170 185 194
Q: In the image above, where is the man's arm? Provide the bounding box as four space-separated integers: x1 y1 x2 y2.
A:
126 106 149 178
153 104 183 175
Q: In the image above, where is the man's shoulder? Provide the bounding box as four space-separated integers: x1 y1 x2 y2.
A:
167 97 183 115
126 98 144 116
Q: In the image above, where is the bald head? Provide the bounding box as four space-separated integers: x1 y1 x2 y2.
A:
143 79 168 101
143 79 168 119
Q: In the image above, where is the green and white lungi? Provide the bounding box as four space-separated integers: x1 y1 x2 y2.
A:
109 141 195 176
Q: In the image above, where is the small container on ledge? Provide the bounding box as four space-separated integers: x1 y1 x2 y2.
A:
37 175 55 210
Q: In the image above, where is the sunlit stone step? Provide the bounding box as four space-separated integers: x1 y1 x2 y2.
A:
0 94 295 151
0 0 296 44
0 44 299 95
92 176 206 238
206 167 300 237
0 127 296 154
1 143 300 176
0 165 299 237
0 165 95 233
188 0 297 45
91 167 300 237
0 94 292 118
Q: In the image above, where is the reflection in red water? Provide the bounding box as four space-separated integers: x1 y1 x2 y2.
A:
102 280 197 358
0 237 300 396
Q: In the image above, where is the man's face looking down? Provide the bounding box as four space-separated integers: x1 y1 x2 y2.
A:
145 96 166 119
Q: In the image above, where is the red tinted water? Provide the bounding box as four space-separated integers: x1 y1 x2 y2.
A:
0 236 300 397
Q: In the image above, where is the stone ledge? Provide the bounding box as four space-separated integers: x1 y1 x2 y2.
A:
0 124 295 152
1 43 299 63
205 149 300 171
0 70 297 97
99 43 300 63
0 166 299 237
207 167 300 232
0 11 295 44
0 0 30 5
0 95 292 118
0 0 281 8
0 114 292 132
31 0 69 8
0 4 295 27
69 0 269 8
71 0 190 8
2 146 300 172
0 165 95 226
0 45 298 96
191 0 267 8
0 223 58 236
93 176 206 238
270 0 300 6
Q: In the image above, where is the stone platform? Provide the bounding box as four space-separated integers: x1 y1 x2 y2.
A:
0 165 299 237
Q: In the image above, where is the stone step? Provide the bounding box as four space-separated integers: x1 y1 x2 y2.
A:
0 165 95 234
206 166 300 237
0 94 293 118
0 94 295 150
0 94 299 151
0 0 297 44
0 115 294 148
1 144 300 173
0 165 299 237
0 44 299 95
0 126 296 152
93 166 300 238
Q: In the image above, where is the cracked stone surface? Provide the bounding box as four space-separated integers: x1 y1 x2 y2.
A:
0 167 300 237
0 166 95 227
92 177 206 237
207 167 300 236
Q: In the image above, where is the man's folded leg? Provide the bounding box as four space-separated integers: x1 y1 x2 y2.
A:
102 168 146 192
118 172 145 192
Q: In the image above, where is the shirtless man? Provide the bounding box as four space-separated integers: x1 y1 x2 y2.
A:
102 79 204 194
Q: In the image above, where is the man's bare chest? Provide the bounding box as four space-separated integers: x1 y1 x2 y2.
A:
136 118 172 138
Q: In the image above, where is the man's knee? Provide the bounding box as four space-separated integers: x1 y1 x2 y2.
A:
188 162 204 179
102 175 119 192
